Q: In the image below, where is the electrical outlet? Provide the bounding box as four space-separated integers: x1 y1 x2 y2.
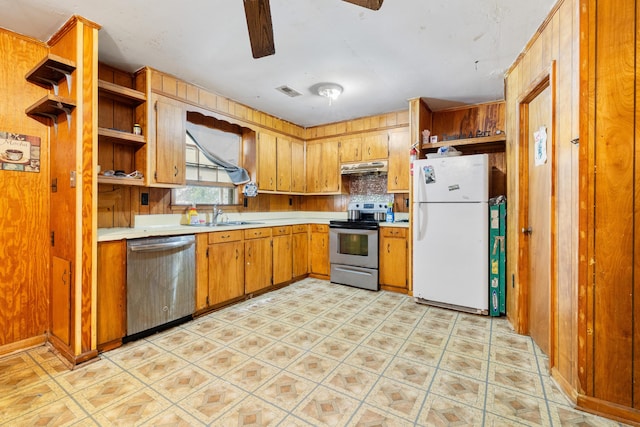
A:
289 197 292 206
141 192 149 206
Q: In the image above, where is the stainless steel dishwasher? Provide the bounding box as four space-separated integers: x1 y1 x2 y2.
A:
126 234 195 339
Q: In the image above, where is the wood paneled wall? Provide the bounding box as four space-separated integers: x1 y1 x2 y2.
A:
505 0 579 402
578 0 640 421
0 29 50 350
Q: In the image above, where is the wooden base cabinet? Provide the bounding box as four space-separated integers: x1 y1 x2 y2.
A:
273 226 292 285
196 230 245 311
97 240 126 351
292 224 309 278
379 227 408 292
245 228 273 294
310 224 330 277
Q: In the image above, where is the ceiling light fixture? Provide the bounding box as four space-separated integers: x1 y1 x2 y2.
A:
317 83 343 105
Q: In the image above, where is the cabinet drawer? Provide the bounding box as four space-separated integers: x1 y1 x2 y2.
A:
244 228 272 240
208 230 243 244
292 224 308 234
310 224 328 233
380 227 407 238
272 225 292 236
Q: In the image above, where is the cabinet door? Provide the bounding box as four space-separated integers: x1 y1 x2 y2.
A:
310 226 330 276
273 234 292 284
306 142 322 193
363 133 388 160
210 241 245 305
339 137 361 163
387 129 410 192
245 237 273 293
292 228 309 277
291 139 305 193
320 140 340 192
52 256 71 346
379 229 408 289
154 96 185 185
97 241 126 349
258 132 277 191
276 137 292 192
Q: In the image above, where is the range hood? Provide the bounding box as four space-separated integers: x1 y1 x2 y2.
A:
340 160 388 175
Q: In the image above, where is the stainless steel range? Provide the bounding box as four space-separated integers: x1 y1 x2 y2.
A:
329 201 388 291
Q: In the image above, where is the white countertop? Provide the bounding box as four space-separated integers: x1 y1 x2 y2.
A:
98 211 409 242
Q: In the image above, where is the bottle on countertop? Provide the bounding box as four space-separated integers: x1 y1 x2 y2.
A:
386 202 394 223
188 204 199 225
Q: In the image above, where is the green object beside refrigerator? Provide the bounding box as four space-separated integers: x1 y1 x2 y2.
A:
489 197 506 316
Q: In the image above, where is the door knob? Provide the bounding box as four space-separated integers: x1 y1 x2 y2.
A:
521 227 532 235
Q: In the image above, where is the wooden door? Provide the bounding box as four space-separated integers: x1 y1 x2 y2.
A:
245 237 272 294
320 140 340 192
155 96 185 185
257 132 277 191
339 137 362 162
97 241 126 350
52 256 71 346
273 234 292 284
210 241 244 305
362 133 388 160
276 137 292 192
379 228 408 289
291 140 305 193
520 78 553 356
387 129 410 192
306 142 322 193
310 225 330 276
292 226 309 277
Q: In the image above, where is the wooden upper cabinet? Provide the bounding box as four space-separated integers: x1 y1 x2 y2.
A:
362 132 388 160
153 95 185 186
387 129 410 192
257 132 277 191
305 142 322 193
291 139 305 193
276 137 292 192
339 137 362 162
320 139 340 192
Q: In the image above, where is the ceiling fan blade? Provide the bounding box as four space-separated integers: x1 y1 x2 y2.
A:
243 0 275 58
342 0 384 10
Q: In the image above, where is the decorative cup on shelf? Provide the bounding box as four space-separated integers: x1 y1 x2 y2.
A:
430 136 438 143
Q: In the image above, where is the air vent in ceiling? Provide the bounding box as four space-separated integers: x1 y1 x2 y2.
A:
276 85 302 98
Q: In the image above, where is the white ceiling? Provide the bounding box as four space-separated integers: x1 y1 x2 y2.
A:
1 0 556 128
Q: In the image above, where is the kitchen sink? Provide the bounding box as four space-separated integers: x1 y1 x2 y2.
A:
191 221 264 227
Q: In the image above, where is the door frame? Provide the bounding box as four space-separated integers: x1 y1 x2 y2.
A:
516 62 557 364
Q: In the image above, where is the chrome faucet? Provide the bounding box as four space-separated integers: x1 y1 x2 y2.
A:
212 205 224 225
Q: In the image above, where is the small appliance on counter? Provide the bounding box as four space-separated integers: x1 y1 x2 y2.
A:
329 200 389 291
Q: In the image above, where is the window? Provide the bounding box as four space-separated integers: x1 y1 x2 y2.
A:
172 122 243 206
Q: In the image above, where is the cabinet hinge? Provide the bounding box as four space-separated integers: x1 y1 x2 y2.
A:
206 248 209 257
154 171 157 180
154 101 157 111
50 231 55 247
206 296 209 306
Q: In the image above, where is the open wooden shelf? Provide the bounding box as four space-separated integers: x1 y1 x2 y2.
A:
25 54 76 94
98 175 146 186
98 127 146 146
422 134 506 153
98 79 146 106
25 93 76 118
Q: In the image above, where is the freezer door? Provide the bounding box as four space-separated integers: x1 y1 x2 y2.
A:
413 154 489 203
413 201 488 312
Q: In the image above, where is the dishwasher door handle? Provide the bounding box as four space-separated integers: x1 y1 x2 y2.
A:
129 240 194 252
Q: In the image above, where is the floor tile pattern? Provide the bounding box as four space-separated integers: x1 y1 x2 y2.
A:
0 278 629 426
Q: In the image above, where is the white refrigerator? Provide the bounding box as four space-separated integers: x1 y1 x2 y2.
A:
412 154 489 314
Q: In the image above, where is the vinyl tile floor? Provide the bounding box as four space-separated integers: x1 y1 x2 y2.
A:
0 278 629 426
